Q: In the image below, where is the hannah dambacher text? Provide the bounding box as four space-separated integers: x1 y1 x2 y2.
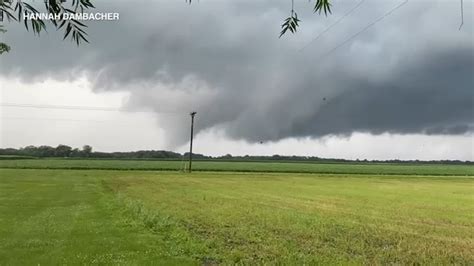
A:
22 12 120 21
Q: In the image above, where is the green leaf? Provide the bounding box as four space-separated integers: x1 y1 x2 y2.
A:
314 0 332 15
280 12 301 38
63 23 73 40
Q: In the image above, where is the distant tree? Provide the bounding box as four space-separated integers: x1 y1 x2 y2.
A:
30 145 56 157
55 144 72 157
82 145 92 157
183 152 210 160
39 146 55 157
70 148 83 157
222 154 233 159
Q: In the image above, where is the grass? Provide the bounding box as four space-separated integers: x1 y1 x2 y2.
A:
0 167 473 264
0 158 473 176
0 169 194 264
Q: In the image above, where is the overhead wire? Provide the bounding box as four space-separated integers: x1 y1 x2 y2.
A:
311 0 409 61
1 115 132 125
300 0 367 51
0 102 184 115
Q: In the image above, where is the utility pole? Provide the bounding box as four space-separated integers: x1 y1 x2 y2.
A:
188 111 197 173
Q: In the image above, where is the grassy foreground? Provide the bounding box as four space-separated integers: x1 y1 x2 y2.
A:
0 169 472 264
0 158 473 176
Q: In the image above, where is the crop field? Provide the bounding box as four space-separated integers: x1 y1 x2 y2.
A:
0 158 473 176
0 160 473 264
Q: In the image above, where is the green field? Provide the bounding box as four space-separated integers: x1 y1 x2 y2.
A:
0 160 473 264
0 158 473 176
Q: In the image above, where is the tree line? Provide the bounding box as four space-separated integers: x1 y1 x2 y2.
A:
0 145 93 158
0 145 183 159
0 145 472 165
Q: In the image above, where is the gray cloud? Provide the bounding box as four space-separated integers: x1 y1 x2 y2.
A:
1 0 473 146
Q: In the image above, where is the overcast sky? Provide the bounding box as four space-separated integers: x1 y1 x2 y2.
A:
0 0 473 160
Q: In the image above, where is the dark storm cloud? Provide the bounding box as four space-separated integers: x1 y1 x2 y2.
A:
0 0 473 145
267 48 474 140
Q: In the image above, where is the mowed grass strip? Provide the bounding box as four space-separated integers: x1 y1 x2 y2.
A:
0 169 472 264
0 158 473 176
0 169 198 265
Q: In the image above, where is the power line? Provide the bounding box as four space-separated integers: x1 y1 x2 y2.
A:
300 0 367 51
1 116 131 124
459 0 464 30
0 102 183 115
314 0 409 61
1 103 121 111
